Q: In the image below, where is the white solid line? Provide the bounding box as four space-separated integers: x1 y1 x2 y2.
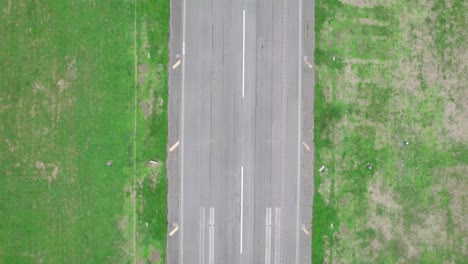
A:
265 208 272 264
274 208 281 264
240 166 244 253
199 208 206 264
242 10 245 98
295 0 303 263
209 207 214 225
210 226 214 264
209 208 215 264
275 208 281 264
180 0 187 262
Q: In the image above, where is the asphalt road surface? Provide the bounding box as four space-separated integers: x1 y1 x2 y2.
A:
167 0 315 263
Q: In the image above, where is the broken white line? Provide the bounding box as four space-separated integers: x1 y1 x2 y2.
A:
240 166 244 253
242 10 246 98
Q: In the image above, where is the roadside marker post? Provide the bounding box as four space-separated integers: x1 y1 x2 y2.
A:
169 225 179 237
172 59 181 69
169 140 180 152
303 141 311 152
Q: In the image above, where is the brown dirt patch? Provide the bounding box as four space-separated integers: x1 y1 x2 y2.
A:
34 161 59 183
138 63 148 86
444 166 468 242
139 63 148 74
57 79 69 92
51 166 59 181
155 97 164 115
35 161 45 170
149 249 161 264
67 59 77 80
318 177 332 205
138 74 146 86
368 176 401 211
3 0 11 15
444 99 468 142
344 64 360 86
56 59 77 92
141 98 154 118
339 0 393 8
358 18 386 26
5 139 16 152
32 82 45 93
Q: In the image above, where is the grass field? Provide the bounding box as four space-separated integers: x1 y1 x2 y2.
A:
313 0 467 263
0 1 169 263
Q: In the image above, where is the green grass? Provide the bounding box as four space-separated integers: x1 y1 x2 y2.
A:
313 0 468 263
134 0 170 262
0 1 169 263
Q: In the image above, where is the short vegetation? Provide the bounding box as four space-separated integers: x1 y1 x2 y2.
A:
0 1 169 263
313 0 467 263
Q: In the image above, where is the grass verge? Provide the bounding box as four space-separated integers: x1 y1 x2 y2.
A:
0 1 169 263
313 0 467 263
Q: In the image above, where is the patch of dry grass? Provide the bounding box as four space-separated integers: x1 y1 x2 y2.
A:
314 0 468 262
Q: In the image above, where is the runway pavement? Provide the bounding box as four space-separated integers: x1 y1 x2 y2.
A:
167 0 315 263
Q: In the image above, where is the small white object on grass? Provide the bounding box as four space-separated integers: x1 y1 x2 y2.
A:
331 223 334 229
333 56 336 61
319 165 326 172
147 52 150 59
149 160 158 166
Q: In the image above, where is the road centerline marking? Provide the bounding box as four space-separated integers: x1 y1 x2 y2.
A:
209 207 215 264
242 10 246 98
240 166 244 253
